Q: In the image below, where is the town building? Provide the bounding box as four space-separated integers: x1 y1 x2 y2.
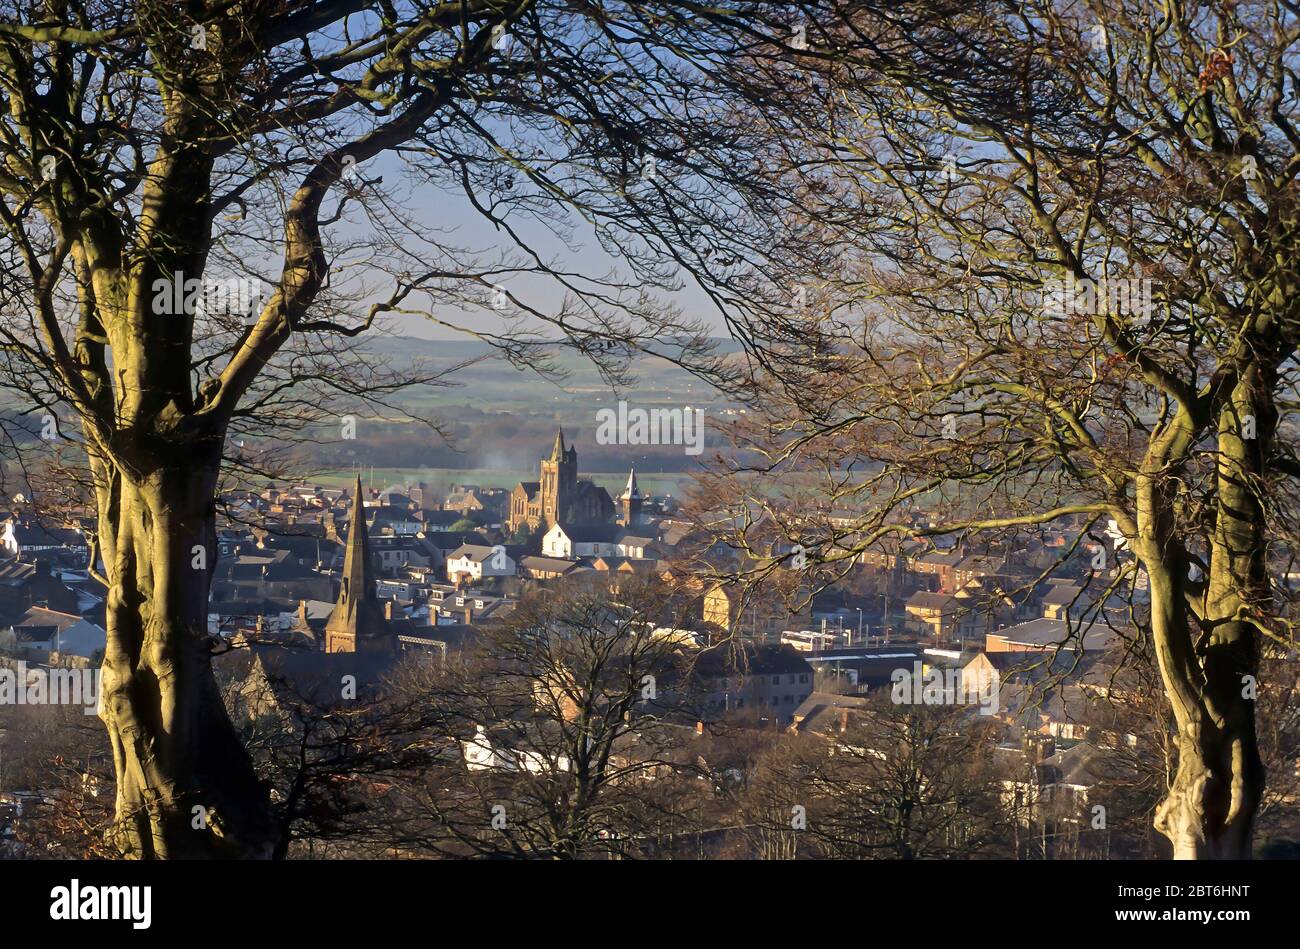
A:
506 429 616 532
323 478 396 654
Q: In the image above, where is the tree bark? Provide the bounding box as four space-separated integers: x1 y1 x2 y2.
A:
1145 543 1263 858
1140 379 1267 859
96 445 273 858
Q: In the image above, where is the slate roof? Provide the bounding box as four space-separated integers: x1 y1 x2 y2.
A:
554 523 621 543
245 646 401 708
520 555 583 574
989 617 1116 651
693 642 814 679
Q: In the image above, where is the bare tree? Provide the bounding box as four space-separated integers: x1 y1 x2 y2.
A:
385 576 716 858
700 0 1300 858
740 696 1006 859
0 0 830 857
1 701 115 858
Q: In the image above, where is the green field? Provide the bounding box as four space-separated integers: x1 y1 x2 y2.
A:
307 467 696 498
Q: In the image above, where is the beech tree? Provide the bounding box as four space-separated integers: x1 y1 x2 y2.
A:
0 0 828 857
740 697 1006 859
383 576 711 858
700 0 1300 858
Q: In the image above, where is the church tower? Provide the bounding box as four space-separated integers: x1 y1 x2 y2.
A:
620 468 643 525
540 427 578 527
324 477 394 654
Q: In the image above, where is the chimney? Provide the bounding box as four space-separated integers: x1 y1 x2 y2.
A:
695 720 704 737
384 600 395 621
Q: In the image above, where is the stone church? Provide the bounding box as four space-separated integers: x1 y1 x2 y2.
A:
507 429 615 533
323 476 396 653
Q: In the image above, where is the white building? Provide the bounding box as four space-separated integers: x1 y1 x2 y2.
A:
7 608 107 659
541 523 619 559
445 544 515 584
462 724 571 774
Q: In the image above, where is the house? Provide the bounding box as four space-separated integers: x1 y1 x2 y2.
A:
952 553 1035 590
210 551 335 605
207 598 304 639
614 530 659 560
905 590 957 640
462 722 572 774
5 607 106 660
1039 580 1098 620
957 650 1033 698
422 529 495 559
595 557 664 595
689 642 815 723
443 487 492 517
519 555 585 580
788 691 872 735
446 544 517 584
0 519 87 560
858 537 924 572
252 528 339 567
433 590 514 625
908 546 964 591
701 580 813 640
541 522 620 559
985 617 1115 653
369 535 442 574
417 509 470 531
364 505 424 536
996 739 1124 857
216 529 254 559
0 559 80 618
285 599 336 643
946 581 1036 643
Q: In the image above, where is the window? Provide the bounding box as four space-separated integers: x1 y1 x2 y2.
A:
799 674 808 684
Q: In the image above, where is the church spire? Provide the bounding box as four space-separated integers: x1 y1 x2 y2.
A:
323 477 393 653
620 468 643 525
549 427 566 461
621 468 642 500
341 476 374 592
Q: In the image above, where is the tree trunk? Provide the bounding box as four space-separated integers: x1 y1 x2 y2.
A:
97 452 273 858
1144 542 1263 858
1155 714 1261 859
1140 379 1267 859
